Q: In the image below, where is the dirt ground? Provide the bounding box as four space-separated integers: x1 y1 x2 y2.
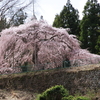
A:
0 89 36 100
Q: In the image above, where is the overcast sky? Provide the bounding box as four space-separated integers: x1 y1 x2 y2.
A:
26 0 100 25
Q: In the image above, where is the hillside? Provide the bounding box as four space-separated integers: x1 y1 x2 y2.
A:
0 64 100 99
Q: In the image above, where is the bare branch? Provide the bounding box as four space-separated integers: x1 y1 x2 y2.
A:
0 0 32 22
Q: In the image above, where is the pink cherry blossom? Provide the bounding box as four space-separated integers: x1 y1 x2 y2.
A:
0 20 99 73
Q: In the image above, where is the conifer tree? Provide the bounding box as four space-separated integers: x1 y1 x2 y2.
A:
53 0 80 36
0 16 9 32
95 36 100 54
80 0 100 54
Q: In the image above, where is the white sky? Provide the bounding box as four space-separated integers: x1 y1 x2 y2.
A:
26 0 100 25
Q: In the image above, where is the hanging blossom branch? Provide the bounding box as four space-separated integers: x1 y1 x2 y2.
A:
0 20 100 73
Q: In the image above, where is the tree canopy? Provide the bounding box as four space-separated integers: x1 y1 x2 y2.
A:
95 36 100 54
53 0 80 37
80 0 100 54
0 20 100 74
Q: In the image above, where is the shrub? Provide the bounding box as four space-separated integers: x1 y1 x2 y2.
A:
36 85 91 100
62 95 74 100
37 85 69 100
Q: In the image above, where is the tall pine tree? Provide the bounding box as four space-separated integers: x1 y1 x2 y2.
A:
53 0 80 36
80 0 100 54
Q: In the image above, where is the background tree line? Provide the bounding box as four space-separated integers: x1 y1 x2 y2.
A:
0 0 100 55
53 0 100 55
